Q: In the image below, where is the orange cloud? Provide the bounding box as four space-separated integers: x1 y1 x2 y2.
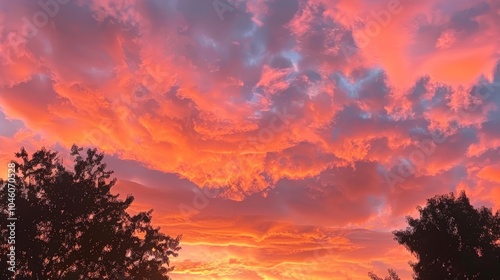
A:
1 0 500 278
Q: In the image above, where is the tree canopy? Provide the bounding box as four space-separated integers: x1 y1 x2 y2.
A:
393 191 500 279
0 145 181 279
368 268 401 280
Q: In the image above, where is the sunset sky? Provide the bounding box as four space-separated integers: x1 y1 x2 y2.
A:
1 0 500 279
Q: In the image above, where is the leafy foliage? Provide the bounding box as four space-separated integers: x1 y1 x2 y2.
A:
368 268 401 280
393 191 500 279
0 146 181 279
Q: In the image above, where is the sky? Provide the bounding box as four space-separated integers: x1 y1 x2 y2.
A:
0 0 500 279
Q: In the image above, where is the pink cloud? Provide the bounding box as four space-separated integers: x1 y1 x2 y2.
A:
1 0 499 278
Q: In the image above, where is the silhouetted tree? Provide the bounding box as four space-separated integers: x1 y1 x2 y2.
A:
0 146 181 279
368 268 401 280
393 191 500 279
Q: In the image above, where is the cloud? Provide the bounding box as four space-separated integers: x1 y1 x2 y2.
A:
112 179 414 280
1 0 499 278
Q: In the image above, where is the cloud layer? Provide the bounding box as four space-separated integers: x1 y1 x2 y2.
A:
1 0 499 278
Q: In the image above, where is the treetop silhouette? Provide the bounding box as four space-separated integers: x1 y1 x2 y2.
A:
0 145 181 279
393 191 500 279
